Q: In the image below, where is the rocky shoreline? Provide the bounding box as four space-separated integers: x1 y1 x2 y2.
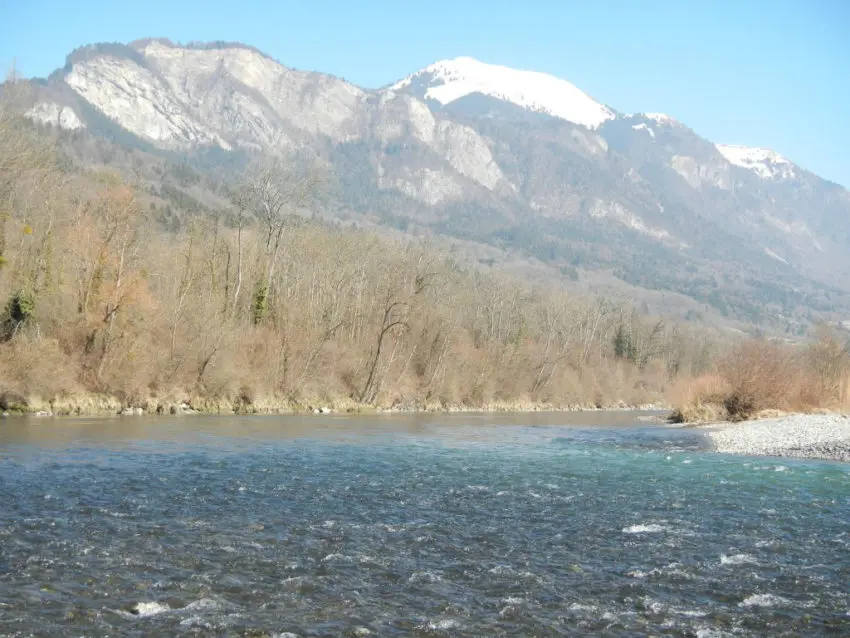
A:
0 391 666 418
697 414 850 463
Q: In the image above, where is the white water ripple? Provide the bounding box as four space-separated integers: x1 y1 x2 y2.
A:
739 593 791 608
623 523 666 534
721 553 758 565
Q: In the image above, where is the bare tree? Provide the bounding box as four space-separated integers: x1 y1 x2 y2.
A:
0 69 53 280
530 295 580 394
806 324 850 404
75 181 145 383
242 157 322 322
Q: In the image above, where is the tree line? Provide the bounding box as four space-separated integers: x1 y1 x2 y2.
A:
4 77 845 417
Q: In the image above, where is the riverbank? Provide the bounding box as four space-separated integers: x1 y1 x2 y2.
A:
0 391 667 418
697 413 850 462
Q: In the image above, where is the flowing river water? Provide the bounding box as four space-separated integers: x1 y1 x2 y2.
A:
1 412 848 636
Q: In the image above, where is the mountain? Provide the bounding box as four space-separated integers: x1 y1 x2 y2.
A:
714 144 796 180
18 40 850 329
389 56 615 129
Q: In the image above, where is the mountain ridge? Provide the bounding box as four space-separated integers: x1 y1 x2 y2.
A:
16 39 850 329
30 43 817 180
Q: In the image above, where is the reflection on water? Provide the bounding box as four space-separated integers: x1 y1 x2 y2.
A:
0 410 666 449
1 412 848 636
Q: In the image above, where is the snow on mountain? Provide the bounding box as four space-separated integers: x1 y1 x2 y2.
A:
642 112 676 125
391 56 615 129
631 122 655 138
716 143 796 180
763 246 789 265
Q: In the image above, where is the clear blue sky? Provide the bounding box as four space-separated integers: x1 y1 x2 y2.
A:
1 0 848 186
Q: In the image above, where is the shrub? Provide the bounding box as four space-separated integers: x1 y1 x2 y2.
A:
0 389 28 411
2 290 36 339
718 339 797 417
668 331 850 422
723 390 758 421
667 374 729 422
252 283 268 325
804 325 850 407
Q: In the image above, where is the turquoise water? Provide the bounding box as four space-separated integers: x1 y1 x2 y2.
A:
1 414 849 636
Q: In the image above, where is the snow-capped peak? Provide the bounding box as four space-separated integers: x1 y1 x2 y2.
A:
715 144 796 180
641 112 676 125
390 56 615 129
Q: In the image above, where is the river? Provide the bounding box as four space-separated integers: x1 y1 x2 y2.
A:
1 412 848 636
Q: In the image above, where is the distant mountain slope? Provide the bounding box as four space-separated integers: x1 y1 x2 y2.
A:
18 41 850 329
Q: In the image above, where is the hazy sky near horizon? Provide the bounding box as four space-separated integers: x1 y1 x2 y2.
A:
1 0 848 186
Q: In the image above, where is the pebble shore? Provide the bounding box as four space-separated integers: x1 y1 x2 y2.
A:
700 414 850 462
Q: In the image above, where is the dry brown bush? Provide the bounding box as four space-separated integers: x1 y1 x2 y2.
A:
667 339 799 422
670 327 850 422
718 339 799 419
0 336 80 401
804 325 850 408
667 374 730 422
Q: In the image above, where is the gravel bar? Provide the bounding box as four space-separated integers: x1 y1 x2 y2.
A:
699 414 850 462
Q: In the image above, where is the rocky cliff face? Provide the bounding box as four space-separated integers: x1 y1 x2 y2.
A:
22 40 850 327
33 41 509 205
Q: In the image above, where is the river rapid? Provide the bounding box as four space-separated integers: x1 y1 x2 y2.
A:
1 412 848 636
